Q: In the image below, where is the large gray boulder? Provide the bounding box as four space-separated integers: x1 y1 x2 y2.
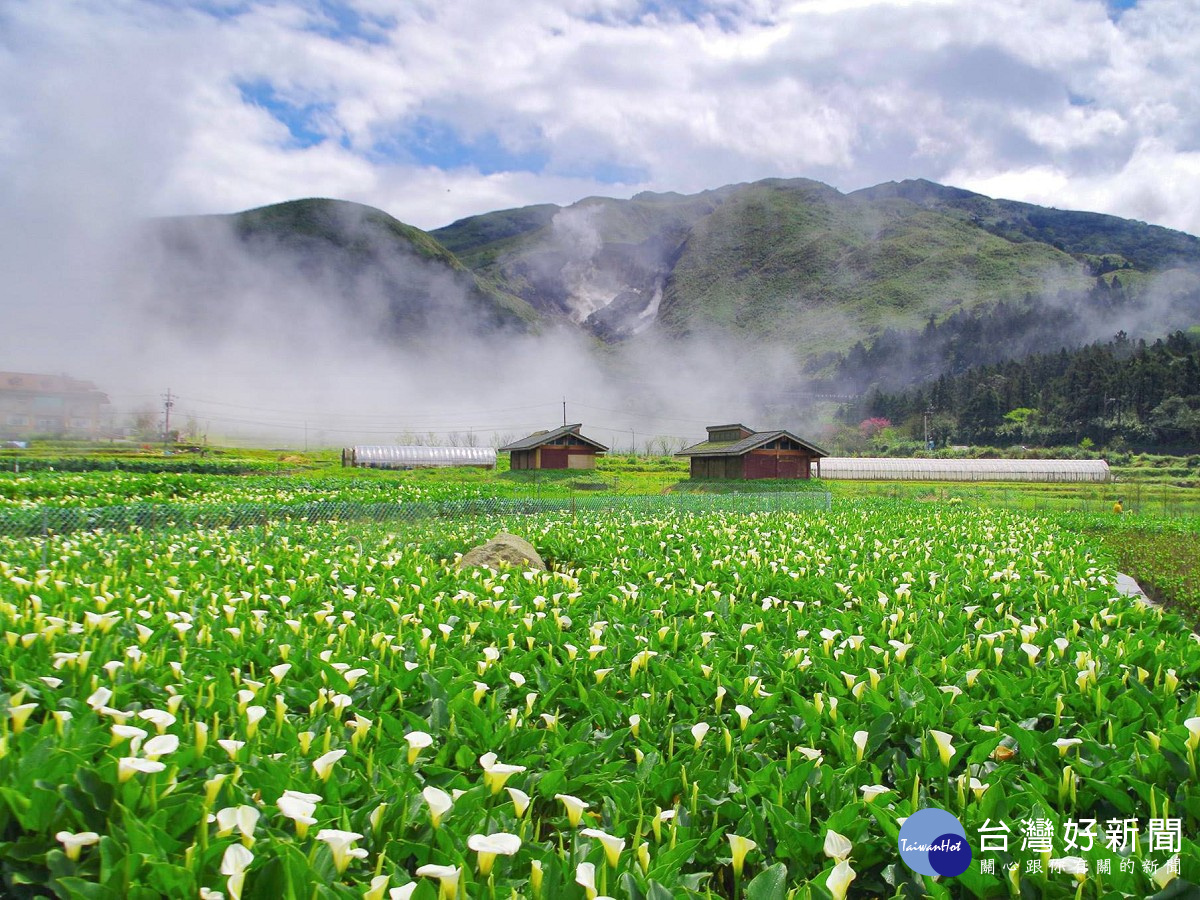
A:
457 532 546 571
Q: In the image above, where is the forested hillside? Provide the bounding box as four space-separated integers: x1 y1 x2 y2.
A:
846 329 1200 451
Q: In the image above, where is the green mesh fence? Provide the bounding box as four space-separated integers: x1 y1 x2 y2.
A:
0 491 832 539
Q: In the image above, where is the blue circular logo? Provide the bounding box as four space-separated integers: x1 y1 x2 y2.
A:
898 808 972 877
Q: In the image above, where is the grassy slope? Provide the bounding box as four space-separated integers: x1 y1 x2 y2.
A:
431 177 1200 366
655 180 1093 355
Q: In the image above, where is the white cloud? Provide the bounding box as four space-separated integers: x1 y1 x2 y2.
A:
4 0 1200 234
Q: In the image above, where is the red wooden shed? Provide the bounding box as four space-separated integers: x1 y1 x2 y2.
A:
675 424 828 480
499 424 609 470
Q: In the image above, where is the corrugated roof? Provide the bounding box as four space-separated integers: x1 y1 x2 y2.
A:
351 446 497 467
498 424 609 452
820 457 1110 482
677 429 829 458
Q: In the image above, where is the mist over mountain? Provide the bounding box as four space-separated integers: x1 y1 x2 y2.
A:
434 177 1200 358
125 177 1200 444
140 199 538 346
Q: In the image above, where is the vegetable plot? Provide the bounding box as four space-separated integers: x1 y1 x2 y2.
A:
0 505 1197 899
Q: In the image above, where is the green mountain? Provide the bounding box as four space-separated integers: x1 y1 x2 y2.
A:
144 183 1200 388
146 198 539 341
433 178 1200 358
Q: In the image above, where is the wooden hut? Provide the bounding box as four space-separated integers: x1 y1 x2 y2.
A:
499 424 609 471
676 424 828 480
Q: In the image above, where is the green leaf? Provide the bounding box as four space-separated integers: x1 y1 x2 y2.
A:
746 862 787 900
54 877 121 900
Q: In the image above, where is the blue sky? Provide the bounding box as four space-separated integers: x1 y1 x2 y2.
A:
3 0 1199 234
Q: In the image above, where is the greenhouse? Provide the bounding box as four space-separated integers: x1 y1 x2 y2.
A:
342 446 497 470
819 457 1111 482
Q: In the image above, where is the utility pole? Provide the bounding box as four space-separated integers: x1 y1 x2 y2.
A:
562 397 567 426
162 389 175 448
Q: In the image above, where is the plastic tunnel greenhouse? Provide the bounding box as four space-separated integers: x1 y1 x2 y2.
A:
818 457 1110 482
344 446 497 469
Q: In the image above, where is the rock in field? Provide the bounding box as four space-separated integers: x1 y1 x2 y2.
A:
458 532 546 571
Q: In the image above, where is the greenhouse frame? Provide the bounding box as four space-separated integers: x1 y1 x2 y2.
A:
343 446 497 470
819 457 1111 482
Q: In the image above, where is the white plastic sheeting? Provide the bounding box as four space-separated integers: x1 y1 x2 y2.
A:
819 457 1110 482
348 446 497 469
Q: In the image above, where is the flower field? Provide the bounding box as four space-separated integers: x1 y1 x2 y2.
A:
1 503 1198 899
0 472 500 510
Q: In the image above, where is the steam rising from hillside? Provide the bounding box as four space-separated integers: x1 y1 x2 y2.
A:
0 201 815 450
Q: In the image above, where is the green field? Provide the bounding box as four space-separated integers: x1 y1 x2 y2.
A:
0 458 1198 898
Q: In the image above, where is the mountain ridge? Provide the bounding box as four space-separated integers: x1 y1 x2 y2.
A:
143 178 1200 391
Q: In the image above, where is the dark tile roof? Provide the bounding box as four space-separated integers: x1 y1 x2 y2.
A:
676 429 829 458
498 424 609 452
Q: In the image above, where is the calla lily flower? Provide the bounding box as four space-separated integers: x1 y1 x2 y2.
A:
422 786 453 827
316 829 368 874
405 731 433 764
1184 717 1200 752
555 793 589 826
390 885 418 900
8 703 36 733
118 757 165 782
278 791 320 837
734 704 752 731
824 829 852 861
575 862 597 900
827 860 856 900
56 831 100 861
138 708 175 734
1152 856 1181 890
313 748 346 781
860 784 891 802
580 828 625 867
143 733 179 760
691 722 710 748
852 730 868 763
111 724 148 751
467 832 521 875
530 859 544 895
220 843 253 900
506 787 531 817
416 864 461 900
929 730 956 767
215 805 260 846
217 739 245 761
727 834 757 878
795 746 823 764
479 752 526 794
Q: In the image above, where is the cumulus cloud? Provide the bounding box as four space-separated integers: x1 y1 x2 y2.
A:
5 0 1200 232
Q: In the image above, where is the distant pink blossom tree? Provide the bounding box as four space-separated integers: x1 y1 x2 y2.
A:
858 417 892 439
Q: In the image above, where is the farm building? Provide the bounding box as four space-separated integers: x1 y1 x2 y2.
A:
499 424 608 470
676 424 829 480
342 445 496 469
820 457 1111 482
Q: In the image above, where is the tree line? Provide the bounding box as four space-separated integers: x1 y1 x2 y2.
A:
843 329 1200 451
